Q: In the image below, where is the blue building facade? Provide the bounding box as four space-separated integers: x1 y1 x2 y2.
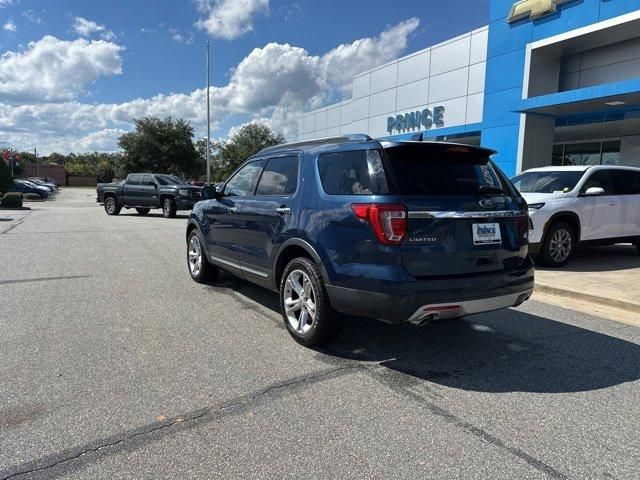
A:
484 0 640 175
300 0 640 176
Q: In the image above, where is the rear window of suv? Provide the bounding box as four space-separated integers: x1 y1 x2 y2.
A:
383 144 505 196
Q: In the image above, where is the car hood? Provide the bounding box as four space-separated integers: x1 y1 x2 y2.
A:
520 192 571 204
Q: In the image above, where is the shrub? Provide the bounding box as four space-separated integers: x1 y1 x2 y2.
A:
0 158 12 192
1 192 23 208
24 193 43 201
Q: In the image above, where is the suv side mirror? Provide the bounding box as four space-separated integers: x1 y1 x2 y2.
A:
583 187 605 196
201 185 218 200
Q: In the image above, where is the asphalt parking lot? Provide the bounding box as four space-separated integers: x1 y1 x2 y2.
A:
1 188 639 479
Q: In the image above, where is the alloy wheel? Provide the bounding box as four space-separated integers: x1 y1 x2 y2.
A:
549 228 572 263
188 236 202 276
283 269 316 335
106 198 115 214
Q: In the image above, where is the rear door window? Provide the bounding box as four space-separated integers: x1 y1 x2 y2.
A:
610 169 640 195
256 156 299 196
317 150 389 195
383 144 504 195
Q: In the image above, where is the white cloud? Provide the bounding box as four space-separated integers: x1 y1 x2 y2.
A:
0 36 124 103
195 0 269 40
72 16 115 41
0 18 419 153
3 20 16 32
22 10 43 24
169 27 194 44
0 0 14 7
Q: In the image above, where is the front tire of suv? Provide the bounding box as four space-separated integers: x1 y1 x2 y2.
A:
187 230 219 283
280 257 341 347
136 208 150 215
539 222 575 268
104 196 121 216
162 198 177 218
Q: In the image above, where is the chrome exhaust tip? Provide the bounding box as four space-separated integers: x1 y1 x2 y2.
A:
412 312 440 327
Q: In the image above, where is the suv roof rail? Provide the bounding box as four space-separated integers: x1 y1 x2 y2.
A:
258 134 373 155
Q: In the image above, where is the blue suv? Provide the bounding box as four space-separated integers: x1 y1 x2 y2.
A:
186 135 534 346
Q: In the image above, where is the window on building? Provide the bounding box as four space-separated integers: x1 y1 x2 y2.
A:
602 141 622 165
564 142 601 166
552 140 621 166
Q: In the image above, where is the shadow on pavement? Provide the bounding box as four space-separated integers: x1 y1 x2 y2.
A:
210 272 640 395
119 212 190 219
536 244 640 273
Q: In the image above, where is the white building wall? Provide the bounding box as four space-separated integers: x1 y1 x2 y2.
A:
298 26 488 141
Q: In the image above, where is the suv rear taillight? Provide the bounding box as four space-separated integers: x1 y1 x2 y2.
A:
514 215 529 242
351 204 407 245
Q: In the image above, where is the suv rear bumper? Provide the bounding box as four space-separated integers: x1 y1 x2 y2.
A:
325 258 534 324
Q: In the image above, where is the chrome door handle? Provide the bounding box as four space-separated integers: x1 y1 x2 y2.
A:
227 206 238 213
275 207 291 215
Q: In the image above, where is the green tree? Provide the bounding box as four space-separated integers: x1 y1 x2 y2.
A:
211 123 285 182
0 158 13 193
118 117 200 178
96 160 115 183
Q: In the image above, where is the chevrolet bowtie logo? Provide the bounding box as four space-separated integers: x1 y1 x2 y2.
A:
508 0 572 23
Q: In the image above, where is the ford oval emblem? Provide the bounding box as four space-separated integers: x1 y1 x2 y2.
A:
479 198 496 209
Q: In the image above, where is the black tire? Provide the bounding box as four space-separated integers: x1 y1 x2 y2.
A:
136 208 150 215
104 196 121 216
187 230 219 283
280 256 341 347
539 222 575 267
162 197 177 218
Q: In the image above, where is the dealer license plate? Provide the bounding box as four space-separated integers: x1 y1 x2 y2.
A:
472 223 501 245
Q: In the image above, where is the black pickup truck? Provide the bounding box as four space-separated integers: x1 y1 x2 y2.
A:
97 173 201 218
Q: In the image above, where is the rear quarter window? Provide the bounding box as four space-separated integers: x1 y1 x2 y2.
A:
317 150 389 195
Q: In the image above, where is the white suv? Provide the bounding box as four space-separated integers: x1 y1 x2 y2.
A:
511 165 640 267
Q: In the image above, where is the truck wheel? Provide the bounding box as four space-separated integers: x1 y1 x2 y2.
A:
136 208 150 215
280 257 341 347
162 198 177 218
104 197 121 216
187 230 219 283
539 222 575 267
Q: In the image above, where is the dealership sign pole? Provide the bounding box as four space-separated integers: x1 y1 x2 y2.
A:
206 41 211 185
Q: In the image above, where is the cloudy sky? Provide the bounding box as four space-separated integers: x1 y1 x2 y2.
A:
0 0 487 154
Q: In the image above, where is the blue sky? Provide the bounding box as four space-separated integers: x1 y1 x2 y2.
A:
0 0 488 153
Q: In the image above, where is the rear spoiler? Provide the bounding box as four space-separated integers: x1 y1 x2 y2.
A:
380 140 497 163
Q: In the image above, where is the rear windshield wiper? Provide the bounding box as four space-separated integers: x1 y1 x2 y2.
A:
476 185 506 195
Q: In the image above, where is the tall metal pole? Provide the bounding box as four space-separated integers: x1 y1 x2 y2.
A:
35 147 39 177
206 41 211 185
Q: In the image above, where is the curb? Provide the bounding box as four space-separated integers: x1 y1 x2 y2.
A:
535 284 640 314
0 207 31 210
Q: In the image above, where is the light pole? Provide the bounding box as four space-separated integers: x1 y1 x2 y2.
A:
206 41 211 185
35 147 39 177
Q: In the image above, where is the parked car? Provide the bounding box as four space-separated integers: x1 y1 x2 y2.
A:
11 180 50 199
511 165 640 267
186 135 534 346
27 178 57 190
98 173 202 217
